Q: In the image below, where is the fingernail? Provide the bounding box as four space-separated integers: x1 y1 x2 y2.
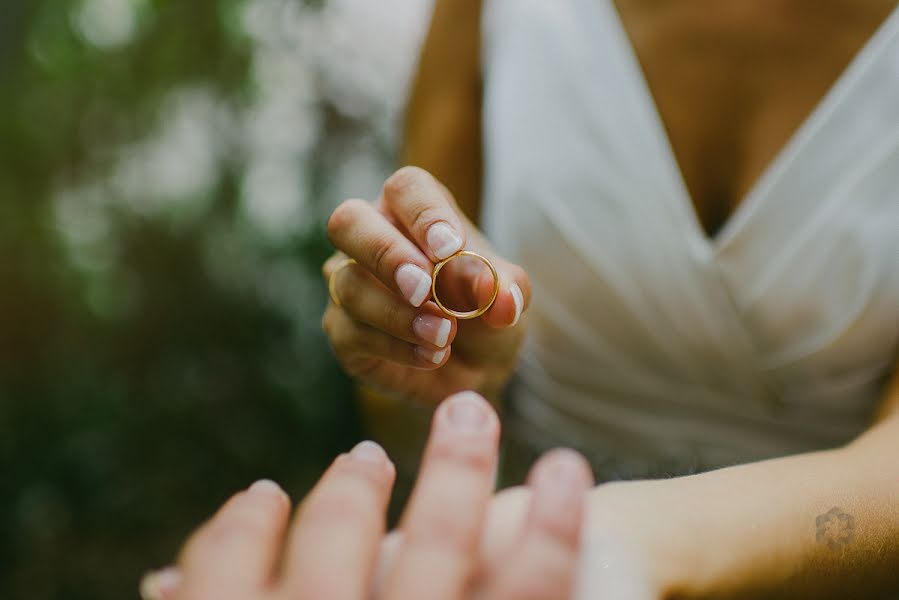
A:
413 314 452 347
533 449 591 496
510 283 524 326
427 222 463 260
415 346 447 365
444 392 490 432
395 263 432 307
350 440 387 463
139 567 182 600
248 479 283 498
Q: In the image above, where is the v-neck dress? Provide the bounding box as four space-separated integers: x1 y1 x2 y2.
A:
480 0 899 480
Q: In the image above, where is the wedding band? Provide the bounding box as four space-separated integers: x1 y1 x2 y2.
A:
327 257 357 307
431 250 499 320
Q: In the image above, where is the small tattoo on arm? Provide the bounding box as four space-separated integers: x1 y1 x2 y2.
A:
816 507 855 550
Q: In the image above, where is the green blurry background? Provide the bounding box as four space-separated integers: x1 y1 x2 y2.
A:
0 0 431 597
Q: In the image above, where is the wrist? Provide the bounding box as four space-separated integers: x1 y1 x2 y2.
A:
584 480 694 598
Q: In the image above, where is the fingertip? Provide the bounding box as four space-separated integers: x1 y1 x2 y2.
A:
436 391 500 436
328 443 397 494
415 345 450 367
480 263 530 328
350 440 389 464
529 449 594 490
348 440 398 484
526 449 593 548
510 282 524 326
248 479 288 501
139 567 181 600
482 286 523 328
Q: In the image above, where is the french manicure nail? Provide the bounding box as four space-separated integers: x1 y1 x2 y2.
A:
395 263 432 307
413 314 452 347
140 567 182 600
415 346 447 365
510 283 524 326
427 222 463 260
350 440 387 463
445 392 490 432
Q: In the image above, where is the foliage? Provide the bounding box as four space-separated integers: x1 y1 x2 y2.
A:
0 0 429 597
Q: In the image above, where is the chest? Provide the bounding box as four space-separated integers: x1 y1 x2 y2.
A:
612 0 898 236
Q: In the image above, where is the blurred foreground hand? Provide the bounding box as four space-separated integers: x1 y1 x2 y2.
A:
141 391 594 600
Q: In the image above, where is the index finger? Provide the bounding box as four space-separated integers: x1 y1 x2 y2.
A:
280 441 396 599
382 391 501 600
176 480 291 599
381 166 469 262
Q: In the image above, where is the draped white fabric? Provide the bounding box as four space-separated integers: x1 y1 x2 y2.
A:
480 0 899 478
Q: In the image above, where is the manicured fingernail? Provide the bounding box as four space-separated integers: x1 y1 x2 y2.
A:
350 440 387 463
444 392 490 432
248 479 283 498
415 346 447 365
139 567 182 600
395 263 432 307
413 314 452 347
427 222 463 260
510 283 524 326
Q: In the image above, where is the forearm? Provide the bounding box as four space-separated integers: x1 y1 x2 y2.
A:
644 416 899 599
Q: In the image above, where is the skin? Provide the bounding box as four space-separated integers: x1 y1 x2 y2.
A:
140 392 595 600
379 2 899 598
320 0 899 597
611 0 899 235
323 170 531 405
138 2 899 598
481 375 899 599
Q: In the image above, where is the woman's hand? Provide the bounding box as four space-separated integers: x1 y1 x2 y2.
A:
141 392 593 600
322 166 530 403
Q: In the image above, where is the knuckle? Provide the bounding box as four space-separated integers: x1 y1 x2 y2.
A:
428 436 496 475
382 301 408 337
304 493 362 525
322 309 349 348
327 199 365 244
384 167 446 232
410 508 478 556
369 234 396 278
303 485 380 531
407 200 437 233
342 355 381 380
206 507 275 546
327 317 354 356
334 271 361 309
384 165 428 197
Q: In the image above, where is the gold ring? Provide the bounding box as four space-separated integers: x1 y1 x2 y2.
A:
327 257 357 307
431 250 499 320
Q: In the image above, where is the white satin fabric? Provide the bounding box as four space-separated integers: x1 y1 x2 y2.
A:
480 0 899 479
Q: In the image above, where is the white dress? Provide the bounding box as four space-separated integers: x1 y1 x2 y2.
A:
480 0 899 480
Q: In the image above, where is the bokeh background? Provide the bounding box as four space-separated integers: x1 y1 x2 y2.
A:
0 0 433 597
